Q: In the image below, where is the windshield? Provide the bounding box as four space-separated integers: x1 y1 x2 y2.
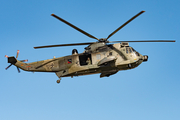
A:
131 47 140 56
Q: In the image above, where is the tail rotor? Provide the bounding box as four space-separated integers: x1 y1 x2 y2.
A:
5 50 28 73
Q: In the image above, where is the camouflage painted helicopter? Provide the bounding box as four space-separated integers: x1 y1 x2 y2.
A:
5 11 175 83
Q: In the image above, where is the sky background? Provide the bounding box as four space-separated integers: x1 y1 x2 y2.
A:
0 0 180 120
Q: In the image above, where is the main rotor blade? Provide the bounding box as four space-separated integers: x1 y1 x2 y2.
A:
51 14 99 41
107 11 145 40
34 42 95 49
109 40 176 43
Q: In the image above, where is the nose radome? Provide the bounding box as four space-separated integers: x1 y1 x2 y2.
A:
143 55 148 62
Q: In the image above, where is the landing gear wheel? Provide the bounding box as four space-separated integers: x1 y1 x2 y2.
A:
57 80 60 84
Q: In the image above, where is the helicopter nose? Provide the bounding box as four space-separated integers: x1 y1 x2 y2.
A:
143 55 148 62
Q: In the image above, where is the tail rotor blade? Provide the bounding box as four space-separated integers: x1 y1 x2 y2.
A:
16 50 19 59
20 59 28 62
5 64 13 70
17 67 20 73
5 55 9 58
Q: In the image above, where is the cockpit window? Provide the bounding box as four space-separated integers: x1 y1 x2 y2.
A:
132 48 136 52
126 47 128 54
129 48 132 53
131 47 140 56
136 52 140 56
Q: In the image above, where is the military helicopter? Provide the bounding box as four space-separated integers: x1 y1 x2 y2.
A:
5 11 175 83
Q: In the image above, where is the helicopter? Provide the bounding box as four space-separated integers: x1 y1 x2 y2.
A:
5 11 175 83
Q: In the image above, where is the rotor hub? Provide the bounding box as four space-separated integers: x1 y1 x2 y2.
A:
99 38 108 43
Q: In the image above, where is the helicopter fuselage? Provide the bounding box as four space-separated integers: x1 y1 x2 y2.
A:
9 43 148 79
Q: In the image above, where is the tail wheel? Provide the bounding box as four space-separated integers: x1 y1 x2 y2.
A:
56 80 60 83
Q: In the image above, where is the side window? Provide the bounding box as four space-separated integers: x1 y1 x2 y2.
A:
96 54 101 60
109 52 112 56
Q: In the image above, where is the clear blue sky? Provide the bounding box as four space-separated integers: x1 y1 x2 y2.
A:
0 0 179 120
